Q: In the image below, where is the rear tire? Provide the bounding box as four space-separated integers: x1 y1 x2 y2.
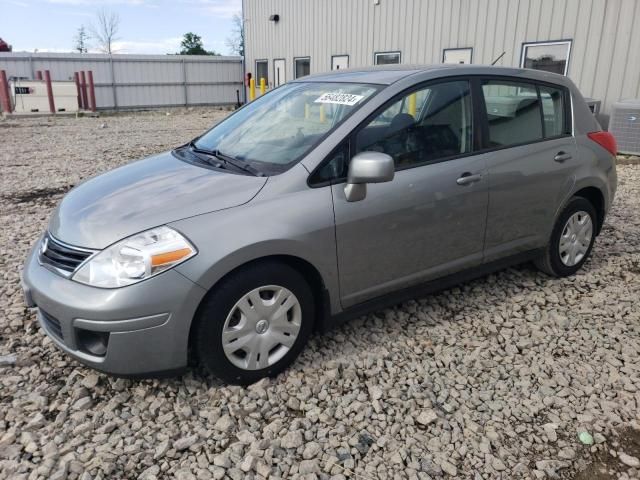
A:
192 261 314 385
535 196 597 277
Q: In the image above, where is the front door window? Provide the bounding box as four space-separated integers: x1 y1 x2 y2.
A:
356 80 473 169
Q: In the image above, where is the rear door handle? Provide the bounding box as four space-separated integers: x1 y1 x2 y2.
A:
456 172 482 186
554 151 572 162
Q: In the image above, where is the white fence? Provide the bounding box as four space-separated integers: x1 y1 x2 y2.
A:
0 52 244 110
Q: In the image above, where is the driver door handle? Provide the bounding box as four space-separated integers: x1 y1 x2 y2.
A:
554 151 573 163
456 172 482 186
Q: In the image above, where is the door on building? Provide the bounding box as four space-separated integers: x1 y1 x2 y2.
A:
332 55 349 70
273 59 286 87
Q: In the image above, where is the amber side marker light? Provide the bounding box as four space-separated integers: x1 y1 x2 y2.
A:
151 248 193 268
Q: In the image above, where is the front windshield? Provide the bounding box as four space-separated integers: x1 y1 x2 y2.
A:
194 82 380 173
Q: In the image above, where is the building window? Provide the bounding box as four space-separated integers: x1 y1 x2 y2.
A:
374 51 401 65
294 57 311 79
443 47 473 64
332 55 349 70
255 60 268 85
521 40 572 75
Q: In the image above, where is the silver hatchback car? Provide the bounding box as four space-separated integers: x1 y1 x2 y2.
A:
22 65 617 384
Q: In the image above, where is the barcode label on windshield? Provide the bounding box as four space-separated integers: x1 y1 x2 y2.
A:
315 93 364 106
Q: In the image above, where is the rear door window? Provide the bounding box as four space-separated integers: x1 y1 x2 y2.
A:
481 80 570 148
481 80 543 147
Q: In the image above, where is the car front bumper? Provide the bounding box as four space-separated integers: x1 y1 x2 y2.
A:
21 240 207 376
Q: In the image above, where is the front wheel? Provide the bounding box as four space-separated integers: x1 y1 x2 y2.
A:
193 262 314 385
535 196 597 277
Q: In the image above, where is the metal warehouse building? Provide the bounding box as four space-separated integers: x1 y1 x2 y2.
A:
0 53 243 110
243 0 640 122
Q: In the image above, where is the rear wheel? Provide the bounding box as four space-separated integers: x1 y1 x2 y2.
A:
535 196 597 277
193 261 314 385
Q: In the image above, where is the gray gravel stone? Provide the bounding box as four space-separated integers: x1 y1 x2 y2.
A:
440 459 457 476
543 423 558 442
173 434 198 451
239 454 256 472
81 373 100 389
415 409 438 426
298 459 320 474
618 452 640 468
213 415 234 433
0 354 17 366
302 441 322 459
281 430 304 449
71 397 92 411
213 453 231 468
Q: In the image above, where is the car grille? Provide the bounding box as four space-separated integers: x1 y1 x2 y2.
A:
40 309 63 341
39 232 94 276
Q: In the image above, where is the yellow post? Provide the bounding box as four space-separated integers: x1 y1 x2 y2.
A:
249 78 256 101
408 92 417 118
319 104 325 123
304 103 310 119
260 77 266 95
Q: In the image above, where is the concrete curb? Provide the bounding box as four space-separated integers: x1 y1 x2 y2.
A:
616 155 640 165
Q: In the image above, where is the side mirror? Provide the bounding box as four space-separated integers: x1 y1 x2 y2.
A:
344 151 394 202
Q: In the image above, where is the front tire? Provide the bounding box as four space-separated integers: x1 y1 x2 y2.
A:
193 261 314 385
535 196 597 277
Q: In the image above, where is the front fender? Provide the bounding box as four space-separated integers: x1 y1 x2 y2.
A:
171 183 341 315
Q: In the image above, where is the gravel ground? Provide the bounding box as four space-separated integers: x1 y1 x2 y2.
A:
1 110 640 480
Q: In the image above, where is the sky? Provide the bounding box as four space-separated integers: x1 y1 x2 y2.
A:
0 0 242 55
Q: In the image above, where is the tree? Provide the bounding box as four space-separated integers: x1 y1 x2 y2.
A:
74 26 89 53
0 38 12 52
225 13 244 56
179 33 219 55
90 9 120 54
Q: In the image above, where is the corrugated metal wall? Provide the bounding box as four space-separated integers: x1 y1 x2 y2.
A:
244 0 640 118
0 52 244 110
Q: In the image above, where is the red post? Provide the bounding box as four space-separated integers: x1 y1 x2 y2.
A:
74 72 82 110
44 70 55 114
87 70 96 112
0 70 11 113
80 71 88 110
36 71 43 81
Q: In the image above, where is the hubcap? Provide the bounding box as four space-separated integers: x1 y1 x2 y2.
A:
221 285 302 371
559 211 593 267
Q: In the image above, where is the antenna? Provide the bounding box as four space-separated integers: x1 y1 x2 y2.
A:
491 51 506 65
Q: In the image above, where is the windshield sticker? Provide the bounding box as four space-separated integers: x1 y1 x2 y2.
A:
314 92 364 106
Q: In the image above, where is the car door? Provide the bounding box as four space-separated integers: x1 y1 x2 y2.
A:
330 79 489 308
479 79 580 261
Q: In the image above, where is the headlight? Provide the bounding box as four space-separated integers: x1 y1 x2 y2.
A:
73 226 196 288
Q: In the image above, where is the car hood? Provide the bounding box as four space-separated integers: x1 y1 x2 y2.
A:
49 151 268 249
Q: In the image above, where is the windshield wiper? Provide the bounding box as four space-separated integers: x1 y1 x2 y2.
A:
189 141 263 177
215 150 264 177
188 141 225 168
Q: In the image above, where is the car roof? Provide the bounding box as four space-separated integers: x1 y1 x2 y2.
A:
292 64 571 87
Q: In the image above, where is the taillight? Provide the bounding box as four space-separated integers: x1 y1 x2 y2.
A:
587 131 617 156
